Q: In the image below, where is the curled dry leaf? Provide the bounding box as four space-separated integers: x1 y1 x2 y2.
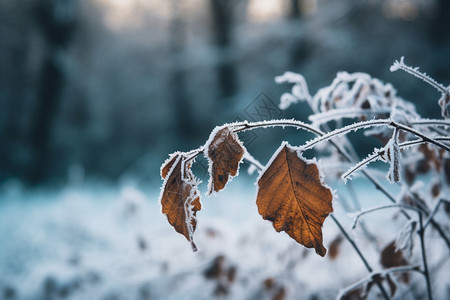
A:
160 152 181 179
206 127 245 194
257 142 333 257
160 155 201 251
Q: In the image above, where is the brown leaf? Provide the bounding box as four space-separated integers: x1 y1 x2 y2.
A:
328 235 343 260
263 278 276 290
381 241 407 267
160 156 201 251
273 286 286 300
380 241 409 283
341 287 367 300
204 255 225 280
431 182 441 198
418 144 441 172
227 266 237 283
206 127 245 194
257 143 333 257
444 158 450 185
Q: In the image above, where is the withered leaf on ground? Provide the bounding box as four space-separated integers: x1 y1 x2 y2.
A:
206 127 245 194
257 143 333 257
160 156 201 251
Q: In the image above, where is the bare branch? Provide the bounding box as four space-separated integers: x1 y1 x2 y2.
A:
351 204 423 229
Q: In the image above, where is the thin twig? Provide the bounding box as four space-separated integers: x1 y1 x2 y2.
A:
390 56 448 95
336 265 421 300
299 119 450 153
351 204 424 229
331 214 390 300
424 199 450 230
309 108 390 124
412 119 450 127
418 212 433 300
342 136 450 181
300 119 391 151
392 121 450 152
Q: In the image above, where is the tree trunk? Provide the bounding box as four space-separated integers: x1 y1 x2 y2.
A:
28 0 77 184
210 0 237 100
431 0 450 45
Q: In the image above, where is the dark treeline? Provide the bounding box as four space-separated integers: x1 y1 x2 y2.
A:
0 0 448 186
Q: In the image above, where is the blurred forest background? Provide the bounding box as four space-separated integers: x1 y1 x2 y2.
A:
0 0 449 187
1 1 450 300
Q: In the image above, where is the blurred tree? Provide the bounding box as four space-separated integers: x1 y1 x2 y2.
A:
0 0 35 182
432 0 450 45
28 0 77 184
169 0 196 141
210 0 237 100
286 0 310 69
289 0 302 19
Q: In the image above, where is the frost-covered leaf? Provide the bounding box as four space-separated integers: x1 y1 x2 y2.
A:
387 129 401 183
206 127 245 194
256 142 333 257
160 156 201 251
395 220 417 258
160 152 181 179
438 93 450 119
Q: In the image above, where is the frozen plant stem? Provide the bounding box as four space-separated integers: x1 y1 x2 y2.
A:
233 119 450 250
300 119 450 153
419 212 433 300
342 136 450 182
390 56 448 95
331 214 391 300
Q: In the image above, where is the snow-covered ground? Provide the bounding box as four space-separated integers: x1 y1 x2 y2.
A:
0 177 448 299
